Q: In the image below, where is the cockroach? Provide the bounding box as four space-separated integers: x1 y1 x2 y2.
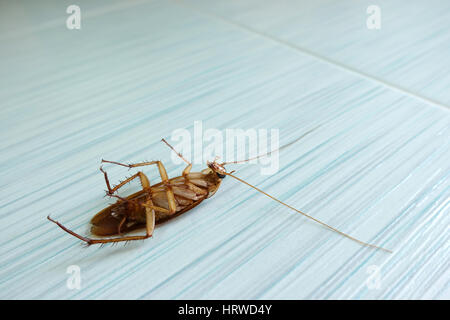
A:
48 132 392 253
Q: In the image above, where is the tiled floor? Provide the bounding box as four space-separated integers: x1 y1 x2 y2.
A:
0 0 448 299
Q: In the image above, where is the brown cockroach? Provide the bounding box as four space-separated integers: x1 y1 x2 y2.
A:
48 135 392 253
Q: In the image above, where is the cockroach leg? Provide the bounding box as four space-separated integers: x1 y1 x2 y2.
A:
161 138 190 165
100 167 150 196
182 164 192 176
161 138 192 176
155 161 177 214
141 203 170 214
102 159 177 215
47 209 155 245
47 216 94 244
108 193 140 208
99 166 113 194
117 216 126 235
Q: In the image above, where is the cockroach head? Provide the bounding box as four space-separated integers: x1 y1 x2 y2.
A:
207 159 227 179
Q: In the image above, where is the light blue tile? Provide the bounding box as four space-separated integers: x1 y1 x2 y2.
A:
0 0 448 299
186 0 450 107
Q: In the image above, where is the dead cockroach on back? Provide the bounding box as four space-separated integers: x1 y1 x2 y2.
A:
48 130 392 253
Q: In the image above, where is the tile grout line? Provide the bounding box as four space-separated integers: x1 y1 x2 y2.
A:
173 0 450 112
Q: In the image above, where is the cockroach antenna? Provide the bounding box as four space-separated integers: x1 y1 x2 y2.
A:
223 171 392 253
219 126 392 253
220 124 322 166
